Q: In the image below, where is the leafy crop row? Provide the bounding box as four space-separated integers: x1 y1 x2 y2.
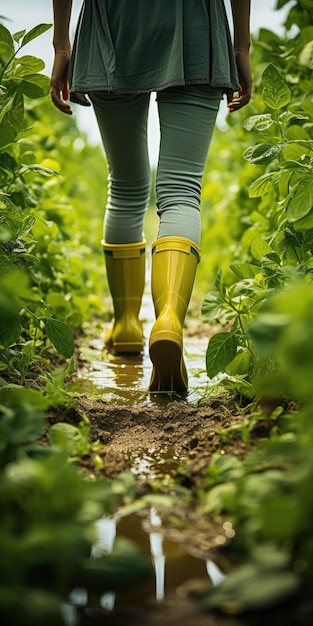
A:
201 0 313 399
0 21 106 387
0 20 152 624
197 0 313 614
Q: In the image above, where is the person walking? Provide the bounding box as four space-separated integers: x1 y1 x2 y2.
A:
51 0 252 394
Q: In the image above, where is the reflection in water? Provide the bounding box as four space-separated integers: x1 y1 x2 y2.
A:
131 446 181 480
91 517 117 612
206 559 226 585
149 508 165 601
68 588 88 606
79 509 226 614
91 516 117 556
64 509 226 623
74 292 210 406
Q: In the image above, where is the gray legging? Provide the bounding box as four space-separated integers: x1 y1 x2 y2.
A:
89 85 222 247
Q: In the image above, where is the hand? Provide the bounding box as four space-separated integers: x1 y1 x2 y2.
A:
227 49 252 112
50 48 72 115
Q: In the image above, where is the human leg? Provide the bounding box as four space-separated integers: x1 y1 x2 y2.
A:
156 85 221 246
88 92 151 353
89 91 151 244
149 86 221 391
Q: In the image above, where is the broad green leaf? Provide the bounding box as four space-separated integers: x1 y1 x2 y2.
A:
0 122 17 150
258 27 283 47
43 318 74 358
244 143 284 165
230 263 260 280
206 332 238 378
49 423 83 455
0 92 24 137
248 313 290 356
201 563 299 612
283 142 311 160
286 177 313 222
279 111 308 125
0 93 24 148
278 169 292 197
248 172 278 198
21 24 52 48
262 251 281 266
225 348 251 377
203 482 237 515
19 215 36 237
0 152 17 174
0 23 14 50
293 139 313 151
13 29 26 44
0 384 47 409
0 315 21 347
0 41 14 61
214 266 224 293
282 160 311 171
262 64 291 110
0 257 15 276
19 74 50 99
293 207 313 232
300 100 313 120
244 114 274 132
14 55 45 76
0 96 14 125
201 292 233 325
250 238 273 261
299 40 313 69
24 164 59 177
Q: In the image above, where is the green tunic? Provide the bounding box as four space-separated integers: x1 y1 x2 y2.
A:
69 0 240 95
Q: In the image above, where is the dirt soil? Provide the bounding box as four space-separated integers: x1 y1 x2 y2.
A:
43 311 301 626
47 387 304 626
47 392 259 482
46 358 276 626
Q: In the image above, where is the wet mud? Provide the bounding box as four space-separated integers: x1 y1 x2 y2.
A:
47 298 271 625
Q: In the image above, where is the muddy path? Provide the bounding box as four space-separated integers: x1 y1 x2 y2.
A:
63 291 252 483
47 304 251 623
47 301 281 626
52 316 280 626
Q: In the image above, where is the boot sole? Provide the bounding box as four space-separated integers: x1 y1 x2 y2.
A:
112 341 143 355
149 339 187 393
105 322 144 355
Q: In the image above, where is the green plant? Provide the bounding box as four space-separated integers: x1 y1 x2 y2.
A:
199 314 313 613
0 21 76 378
0 380 151 625
202 60 313 396
197 6 313 614
49 415 106 470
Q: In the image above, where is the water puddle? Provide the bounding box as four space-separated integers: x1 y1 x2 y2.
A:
73 292 210 406
130 445 181 480
63 508 226 625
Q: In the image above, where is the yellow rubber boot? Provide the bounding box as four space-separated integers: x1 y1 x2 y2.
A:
149 236 200 393
102 240 146 354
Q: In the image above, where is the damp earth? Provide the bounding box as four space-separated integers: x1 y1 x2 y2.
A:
45 293 272 626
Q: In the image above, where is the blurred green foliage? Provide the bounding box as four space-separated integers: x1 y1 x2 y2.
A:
0 21 151 626
201 0 313 397
198 1 313 615
0 20 107 386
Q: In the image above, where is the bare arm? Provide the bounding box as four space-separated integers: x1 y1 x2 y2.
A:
50 0 73 114
228 0 252 112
